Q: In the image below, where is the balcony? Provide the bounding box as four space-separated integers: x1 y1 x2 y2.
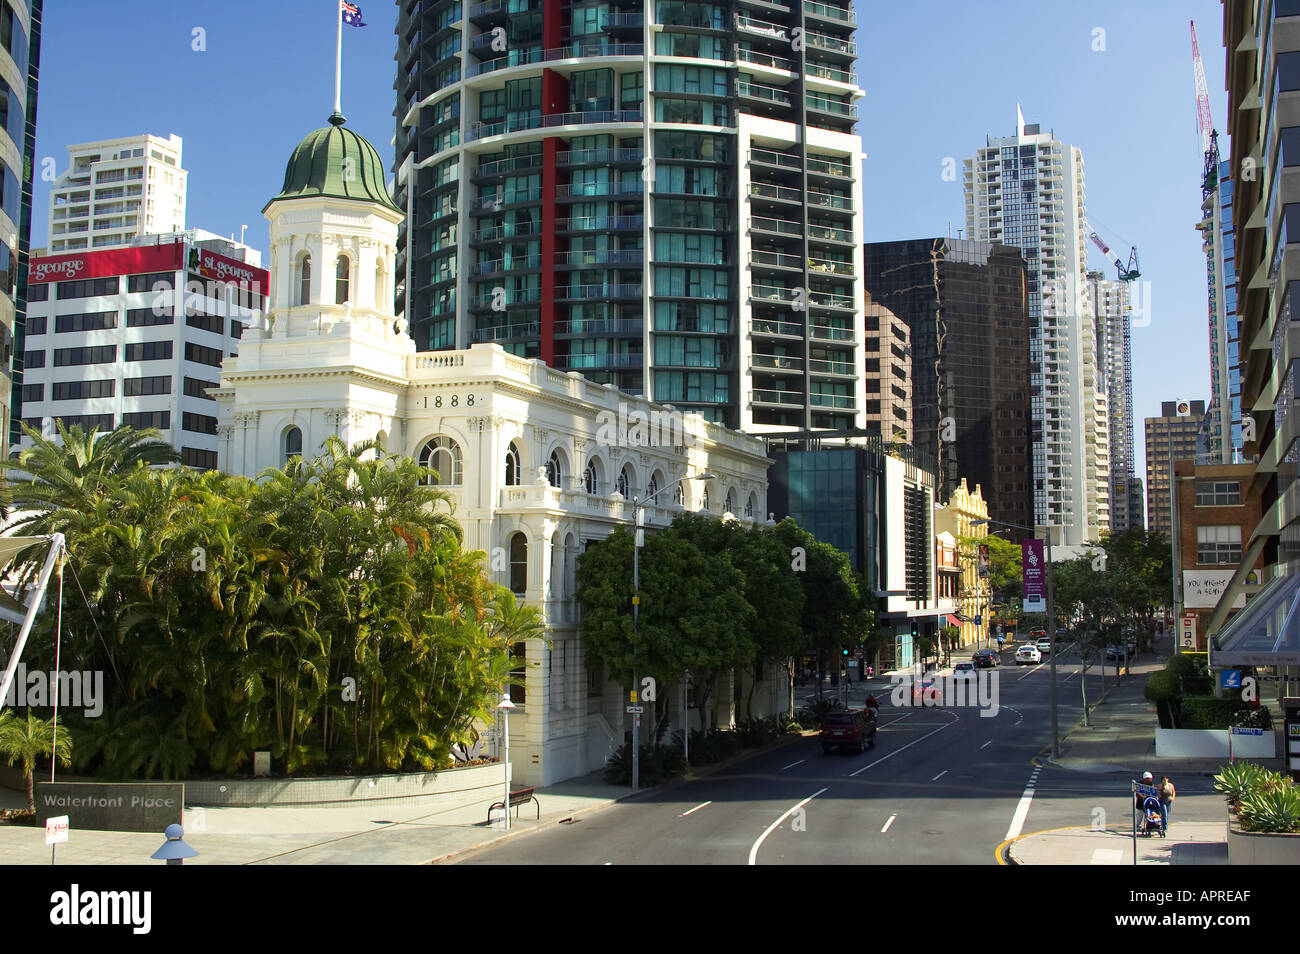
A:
475 154 545 178
735 14 788 40
805 61 855 84
468 40 643 75
810 323 854 342
807 190 853 211
807 222 853 244
473 253 542 275
556 146 643 166
749 147 801 171
749 215 802 236
803 1 855 24
553 352 643 370
603 12 644 34
751 317 805 337
806 155 854 180
808 257 854 276
470 288 542 309
555 283 644 300
749 182 802 204
735 47 794 72
472 321 541 342
473 188 543 209
810 392 856 410
556 214 644 232
805 30 856 56
554 317 643 335
749 249 803 270
809 357 855 375
806 95 855 117
750 353 804 371
555 181 644 199
736 80 794 107
555 248 643 267
752 388 806 407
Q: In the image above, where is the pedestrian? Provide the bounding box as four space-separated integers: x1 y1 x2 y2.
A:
1159 775 1176 836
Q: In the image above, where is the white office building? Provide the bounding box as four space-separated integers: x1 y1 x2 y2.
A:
964 107 1105 544
20 231 266 467
1087 270 1137 534
48 133 186 253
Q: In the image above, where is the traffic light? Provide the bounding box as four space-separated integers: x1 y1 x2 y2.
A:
842 647 849 656
911 620 919 639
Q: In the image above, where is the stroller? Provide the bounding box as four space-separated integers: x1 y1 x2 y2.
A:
1140 796 1165 838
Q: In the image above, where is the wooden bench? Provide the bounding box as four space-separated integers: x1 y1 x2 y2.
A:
488 787 539 822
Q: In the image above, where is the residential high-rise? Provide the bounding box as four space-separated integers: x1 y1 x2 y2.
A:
1144 399 1205 540
393 0 867 432
1197 157 1243 464
863 237 1032 531
47 133 186 254
1086 269 1138 533
964 108 1105 544
3 0 42 452
862 294 910 444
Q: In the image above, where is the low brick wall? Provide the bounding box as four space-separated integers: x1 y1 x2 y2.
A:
185 761 507 808
1227 816 1300 865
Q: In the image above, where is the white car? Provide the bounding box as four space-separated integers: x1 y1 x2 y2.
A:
952 662 977 681
1015 645 1042 665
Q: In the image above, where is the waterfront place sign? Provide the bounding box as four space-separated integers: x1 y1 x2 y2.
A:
35 782 183 833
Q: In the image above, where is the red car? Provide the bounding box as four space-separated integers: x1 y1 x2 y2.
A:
819 709 878 754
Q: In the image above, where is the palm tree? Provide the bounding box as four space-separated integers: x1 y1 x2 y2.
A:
0 710 72 812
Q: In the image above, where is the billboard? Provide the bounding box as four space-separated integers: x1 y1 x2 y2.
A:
1022 539 1045 613
1182 570 1247 610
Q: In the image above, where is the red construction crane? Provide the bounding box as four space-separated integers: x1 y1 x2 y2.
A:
1089 229 1140 282
1191 19 1220 196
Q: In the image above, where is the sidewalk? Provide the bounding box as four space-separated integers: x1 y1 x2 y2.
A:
0 768 634 866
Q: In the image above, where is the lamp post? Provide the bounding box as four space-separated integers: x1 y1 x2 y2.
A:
497 693 516 829
973 517 1060 758
630 471 715 791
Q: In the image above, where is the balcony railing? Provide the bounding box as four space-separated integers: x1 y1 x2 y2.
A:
751 317 804 337
736 14 788 39
555 248 644 266
474 253 542 274
805 60 855 84
556 214 644 231
804 0 855 23
750 354 804 371
750 215 802 235
555 283 643 300
471 288 542 307
554 317 643 335
555 181 644 198
473 188 543 208
749 182 801 203
468 109 642 141
736 80 793 106
752 388 805 406
749 249 803 269
749 147 801 170
809 290 854 309
806 96 855 116
808 257 854 276
471 221 543 242
556 146 643 165
750 283 799 303
810 323 854 341
475 154 544 177
472 321 541 341
807 155 853 178
809 357 855 375
805 30 855 55
808 222 853 243
468 41 643 75
735 47 794 72
553 352 643 369
810 392 855 409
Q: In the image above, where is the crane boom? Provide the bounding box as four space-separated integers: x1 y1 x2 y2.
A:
1088 229 1140 283
1191 20 1214 156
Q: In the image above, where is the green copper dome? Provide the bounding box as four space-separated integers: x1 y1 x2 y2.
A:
264 112 402 213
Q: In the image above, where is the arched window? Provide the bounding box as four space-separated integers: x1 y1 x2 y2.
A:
616 465 632 498
509 532 528 595
584 458 600 494
335 254 351 304
724 490 734 514
701 487 710 512
646 472 660 503
282 426 303 466
546 450 563 488
419 435 463 486
745 493 756 519
674 483 684 507
297 254 311 306
505 444 521 486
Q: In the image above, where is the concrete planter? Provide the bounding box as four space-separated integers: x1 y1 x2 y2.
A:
1227 815 1300 865
185 761 508 808
1154 727 1276 759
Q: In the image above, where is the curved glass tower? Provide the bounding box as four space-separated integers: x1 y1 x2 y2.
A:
394 0 865 432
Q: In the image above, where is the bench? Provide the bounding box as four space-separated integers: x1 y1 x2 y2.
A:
488 787 539 822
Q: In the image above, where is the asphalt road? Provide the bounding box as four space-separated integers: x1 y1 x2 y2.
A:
454 645 1208 865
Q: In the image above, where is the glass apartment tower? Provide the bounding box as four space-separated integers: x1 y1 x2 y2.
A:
393 0 867 431
964 109 1105 545
1199 157 1243 465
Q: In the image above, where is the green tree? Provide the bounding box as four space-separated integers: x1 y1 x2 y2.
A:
0 711 72 812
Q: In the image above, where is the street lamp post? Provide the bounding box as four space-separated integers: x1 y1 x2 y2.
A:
497 693 516 829
973 517 1060 758
630 471 715 791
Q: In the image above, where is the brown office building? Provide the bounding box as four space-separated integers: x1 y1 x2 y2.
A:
863 295 911 444
1145 399 1206 539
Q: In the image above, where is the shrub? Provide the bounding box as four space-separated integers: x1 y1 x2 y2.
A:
1180 697 1272 730
1238 782 1300 834
1143 670 1178 704
603 743 687 786
1213 762 1264 808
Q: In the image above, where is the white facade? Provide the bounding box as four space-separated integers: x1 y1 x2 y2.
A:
215 173 779 786
964 108 1103 544
48 133 186 253
1087 270 1136 533
20 232 266 467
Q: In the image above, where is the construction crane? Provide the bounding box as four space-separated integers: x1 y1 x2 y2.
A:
1089 229 1140 282
1191 19 1220 197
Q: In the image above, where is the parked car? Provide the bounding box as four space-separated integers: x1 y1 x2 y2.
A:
819 709 877 754
1015 644 1042 665
953 662 977 681
1104 645 1126 661
972 649 999 668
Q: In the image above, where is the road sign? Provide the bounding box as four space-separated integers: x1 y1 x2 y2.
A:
1230 726 1264 736
44 815 69 846
626 705 644 714
1221 670 1242 690
975 615 982 626
1180 613 1197 649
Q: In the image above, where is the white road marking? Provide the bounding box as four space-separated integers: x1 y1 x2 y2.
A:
747 788 827 866
881 813 897 833
980 739 993 750
931 770 947 781
1004 768 1042 842
847 715 959 777
1090 848 1124 864
680 801 712 817
781 759 805 770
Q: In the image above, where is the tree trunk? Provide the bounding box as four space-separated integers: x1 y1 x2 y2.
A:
25 769 34 814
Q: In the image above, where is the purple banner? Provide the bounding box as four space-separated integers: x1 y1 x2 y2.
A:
1022 540 1046 603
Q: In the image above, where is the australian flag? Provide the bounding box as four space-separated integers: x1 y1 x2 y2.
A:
341 1 366 27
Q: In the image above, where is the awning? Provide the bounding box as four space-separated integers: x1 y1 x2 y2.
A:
945 615 963 628
1210 571 1300 667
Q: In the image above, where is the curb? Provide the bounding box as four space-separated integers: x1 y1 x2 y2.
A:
425 734 804 865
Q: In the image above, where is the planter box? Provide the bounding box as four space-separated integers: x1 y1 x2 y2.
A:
1227 816 1300 865
184 761 507 808
1155 727 1276 759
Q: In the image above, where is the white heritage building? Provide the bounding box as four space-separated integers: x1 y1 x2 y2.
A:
214 114 779 786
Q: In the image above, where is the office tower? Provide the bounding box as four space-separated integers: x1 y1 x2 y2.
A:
393 0 867 431
3 0 41 451
863 237 1032 530
964 108 1105 544
1144 399 1205 540
47 133 186 254
20 231 266 467
1086 269 1137 533
862 294 910 444
1197 157 1243 465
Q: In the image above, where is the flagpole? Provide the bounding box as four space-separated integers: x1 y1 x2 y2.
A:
335 0 343 116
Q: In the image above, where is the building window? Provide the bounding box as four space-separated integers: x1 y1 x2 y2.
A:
419 435 463 486
546 450 563 488
1197 525 1242 565
509 640 527 707
1195 481 1241 506
335 254 350 304
724 490 734 514
182 412 218 435
505 443 521 486
53 345 115 366
182 447 219 470
298 254 311 305
509 532 528 595
184 342 224 367
584 457 600 494
125 341 173 362
616 464 631 497
746 493 756 518
123 410 171 430
123 375 170 397
283 426 303 465
646 472 659 502
183 376 218 400
675 483 684 506
54 379 115 400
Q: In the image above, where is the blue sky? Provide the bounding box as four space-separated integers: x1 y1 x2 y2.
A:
40 0 1228 490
